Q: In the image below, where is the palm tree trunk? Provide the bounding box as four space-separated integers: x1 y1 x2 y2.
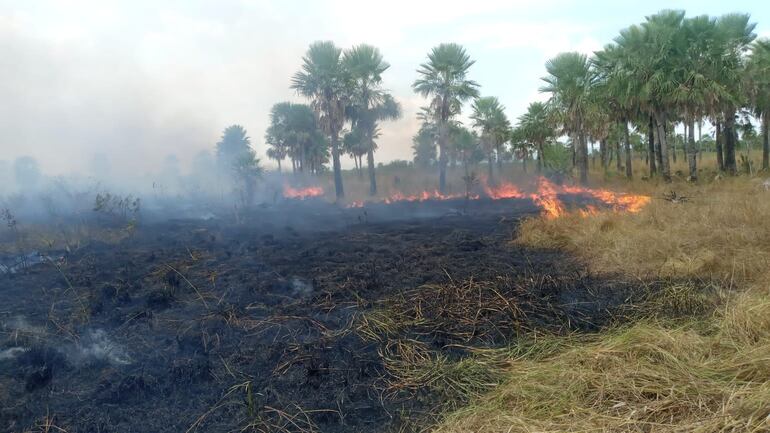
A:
671 130 677 164
487 153 495 185
277 159 282 174
522 150 528 173
653 110 671 182
648 116 657 175
681 123 687 162
623 120 632 179
762 112 769 171
438 122 448 194
687 117 697 181
578 132 589 185
330 129 345 199
698 120 703 162
716 121 724 171
495 143 503 173
615 136 622 173
537 142 544 174
723 109 738 175
367 147 377 195
599 138 606 170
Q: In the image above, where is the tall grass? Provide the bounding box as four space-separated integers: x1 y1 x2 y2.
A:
432 174 770 433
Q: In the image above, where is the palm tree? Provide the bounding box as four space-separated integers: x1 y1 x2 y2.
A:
593 42 642 179
540 52 594 184
413 43 480 193
747 39 770 170
714 13 757 174
291 41 348 199
265 102 323 174
470 96 510 184
344 44 401 195
517 102 554 173
216 125 253 171
342 126 367 176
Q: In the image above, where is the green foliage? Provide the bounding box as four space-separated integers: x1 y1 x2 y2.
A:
265 102 328 173
412 124 437 168
470 96 511 157
542 142 573 174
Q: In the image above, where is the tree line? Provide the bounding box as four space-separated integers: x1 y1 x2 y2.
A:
261 9 770 199
266 43 402 198
411 10 770 187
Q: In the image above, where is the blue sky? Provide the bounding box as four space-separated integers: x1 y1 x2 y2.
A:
1 0 769 178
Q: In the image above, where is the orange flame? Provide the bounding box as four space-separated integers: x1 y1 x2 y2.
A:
344 176 650 219
483 180 526 199
529 177 565 219
560 184 651 213
382 190 470 204
283 185 324 199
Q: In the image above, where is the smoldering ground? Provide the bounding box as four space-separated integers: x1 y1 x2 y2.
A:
0 194 660 433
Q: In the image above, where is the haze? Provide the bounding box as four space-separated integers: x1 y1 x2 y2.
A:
2 0 768 182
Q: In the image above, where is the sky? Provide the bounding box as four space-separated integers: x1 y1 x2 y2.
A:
1 0 769 180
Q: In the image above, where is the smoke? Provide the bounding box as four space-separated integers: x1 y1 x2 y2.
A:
1 316 132 366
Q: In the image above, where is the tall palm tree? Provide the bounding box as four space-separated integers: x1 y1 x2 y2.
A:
634 11 687 181
675 15 723 180
470 96 510 184
413 43 480 193
747 39 770 170
517 102 554 174
594 43 641 179
540 52 594 184
714 13 757 175
344 44 401 195
291 41 348 199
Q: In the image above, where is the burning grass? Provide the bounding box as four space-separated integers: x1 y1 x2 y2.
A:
516 177 770 282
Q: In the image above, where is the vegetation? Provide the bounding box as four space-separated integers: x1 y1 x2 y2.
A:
290 41 350 199
413 43 481 193
264 102 327 175
433 175 770 433
216 125 262 206
470 96 511 184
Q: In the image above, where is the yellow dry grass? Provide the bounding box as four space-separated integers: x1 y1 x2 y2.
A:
433 173 770 433
517 176 770 283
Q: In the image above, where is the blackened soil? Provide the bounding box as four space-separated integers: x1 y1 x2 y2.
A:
0 198 641 433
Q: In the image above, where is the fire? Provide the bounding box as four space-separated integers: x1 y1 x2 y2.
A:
343 176 651 219
483 180 526 199
529 177 565 220
283 184 324 199
560 184 651 213
382 190 469 204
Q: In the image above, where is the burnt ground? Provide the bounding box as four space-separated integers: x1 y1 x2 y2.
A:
0 197 644 433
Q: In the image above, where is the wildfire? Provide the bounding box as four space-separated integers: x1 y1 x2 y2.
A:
345 176 651 219
529 177 565 220
483 180 526 199
382 190 470 204
283 185 325 199
560 184 652 213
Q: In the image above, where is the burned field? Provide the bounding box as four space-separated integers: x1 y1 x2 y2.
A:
1 195 647 433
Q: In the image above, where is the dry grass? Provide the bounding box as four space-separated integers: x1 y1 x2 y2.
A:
433 172 770 433
517 176 770 283
434 307 770 432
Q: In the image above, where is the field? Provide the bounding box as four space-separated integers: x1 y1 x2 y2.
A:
1 155 769 433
